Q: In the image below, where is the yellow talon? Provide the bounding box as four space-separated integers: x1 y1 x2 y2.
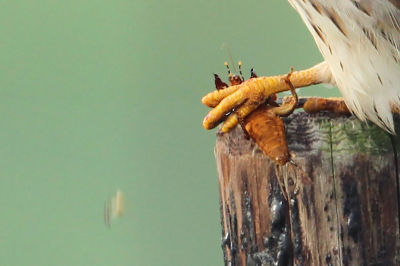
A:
221 113 239 133
202 63 325 131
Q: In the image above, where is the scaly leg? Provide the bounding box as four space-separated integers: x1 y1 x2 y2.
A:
280 96 351 115
302 97 350 115
301 97 400 115
202 61 333 131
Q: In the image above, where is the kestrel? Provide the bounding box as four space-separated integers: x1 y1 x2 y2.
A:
202 1 400 133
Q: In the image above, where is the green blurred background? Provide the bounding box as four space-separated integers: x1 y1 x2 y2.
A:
0 1 340 265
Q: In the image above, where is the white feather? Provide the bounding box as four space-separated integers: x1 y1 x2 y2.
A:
288 0 400 133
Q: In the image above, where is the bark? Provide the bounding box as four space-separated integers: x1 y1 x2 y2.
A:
215 112 400 266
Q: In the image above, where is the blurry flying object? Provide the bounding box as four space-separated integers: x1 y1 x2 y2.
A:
104 190 124 227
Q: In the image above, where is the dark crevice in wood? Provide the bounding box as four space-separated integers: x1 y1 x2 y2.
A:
389 133 400 243
290 196 303 266
230 189 239 265
328 113 343 266
280 168 295 266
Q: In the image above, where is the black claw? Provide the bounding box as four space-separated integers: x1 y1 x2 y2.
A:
250 68 258 78
214 73 229 90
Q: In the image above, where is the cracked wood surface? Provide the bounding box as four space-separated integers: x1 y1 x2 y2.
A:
215 112 400 266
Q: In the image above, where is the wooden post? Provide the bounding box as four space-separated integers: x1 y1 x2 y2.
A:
215 112 400 266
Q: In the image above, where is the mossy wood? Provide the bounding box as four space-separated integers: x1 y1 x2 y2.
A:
215 112 400 266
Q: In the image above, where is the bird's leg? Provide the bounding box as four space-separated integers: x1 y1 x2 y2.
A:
280 96 351 115
303 97 350 115
202 61 332 132
298 97 400 115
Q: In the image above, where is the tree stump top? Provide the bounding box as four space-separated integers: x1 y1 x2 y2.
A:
215 112 400 266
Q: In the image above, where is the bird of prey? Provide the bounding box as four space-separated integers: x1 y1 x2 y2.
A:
202 1 400 133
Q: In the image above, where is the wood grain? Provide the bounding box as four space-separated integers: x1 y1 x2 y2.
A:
215 112 400 266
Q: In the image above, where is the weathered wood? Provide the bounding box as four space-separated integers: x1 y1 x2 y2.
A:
215 112 400 266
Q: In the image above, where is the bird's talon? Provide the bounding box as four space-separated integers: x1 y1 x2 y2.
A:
284 67 294 81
